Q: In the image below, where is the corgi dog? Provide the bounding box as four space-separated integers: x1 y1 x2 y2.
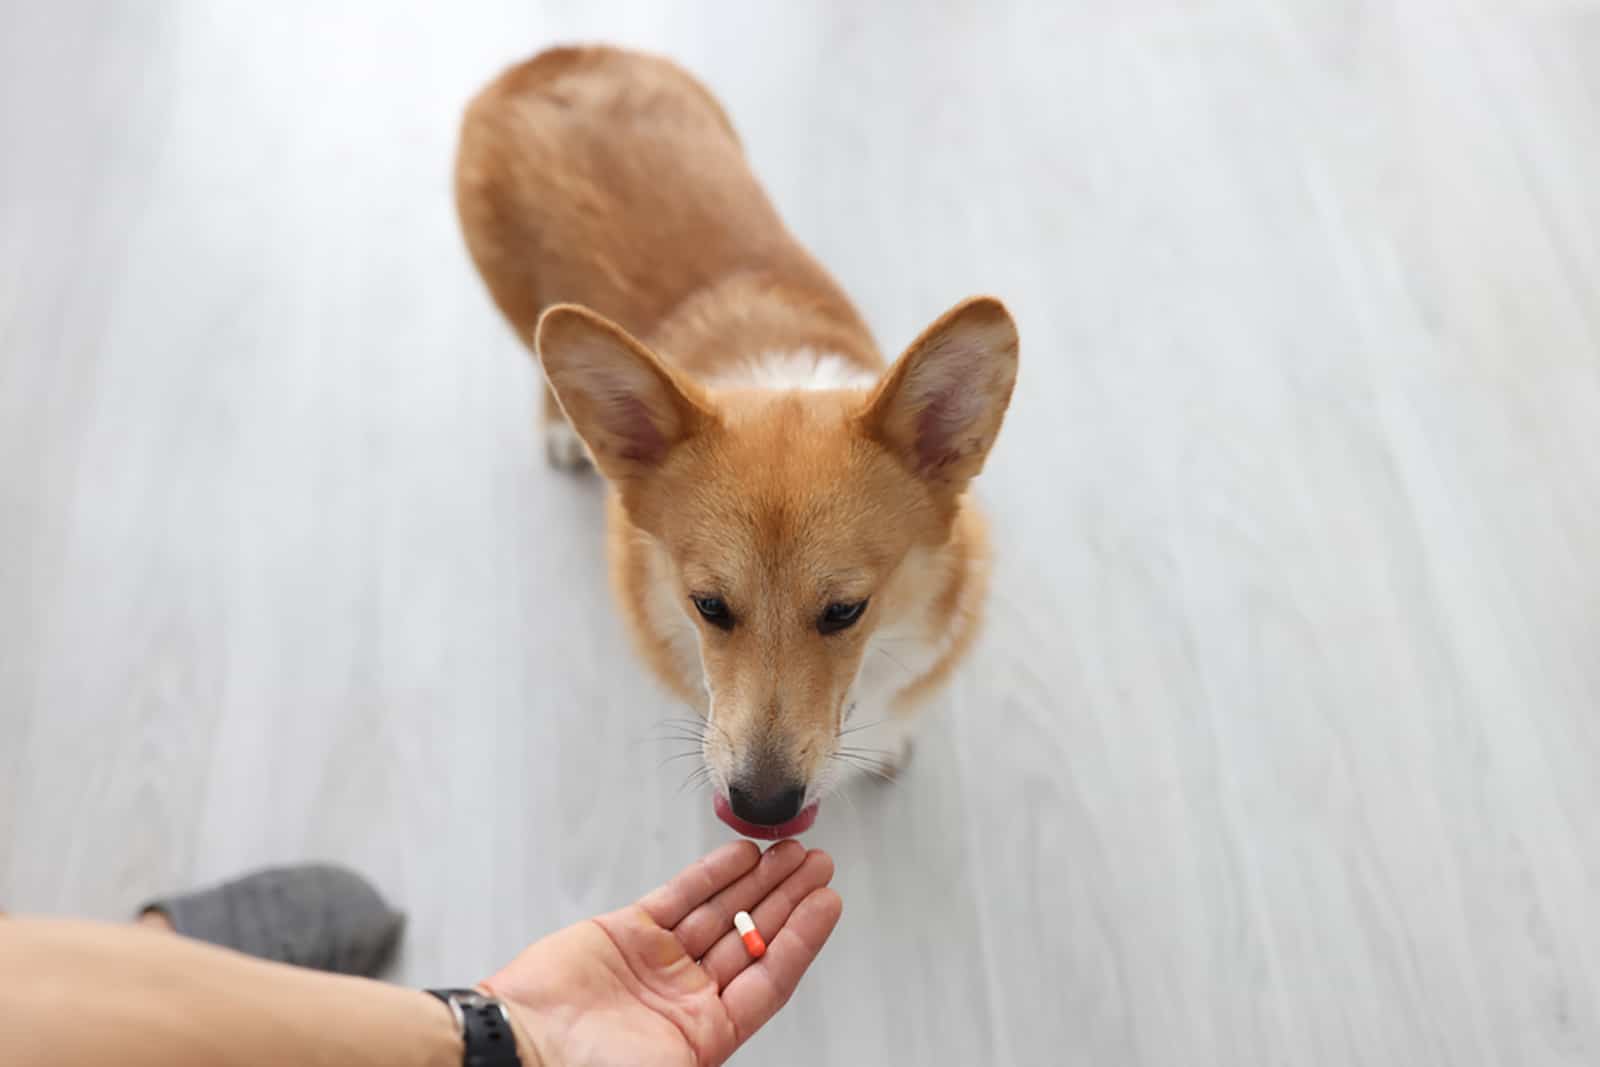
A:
455 46 1018 838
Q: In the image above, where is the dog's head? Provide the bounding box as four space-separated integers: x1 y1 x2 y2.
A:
537 297 1017 833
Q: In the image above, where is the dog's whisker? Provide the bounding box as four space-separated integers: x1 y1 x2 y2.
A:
833 746 891 764
627 726 697 742
870 636 924 648
653 717 710 731
648 728 710 743
657 720 709 733
642 721 708 736
652 720 709 733
653 749 707 762
645 742 708 757
831 750 890 767
651 737 709 750
834 779 861 817
845 768 896 785
676 765 713 795
837 716 891 738
832 748 896 771
873 646 913 676
832 762 896 785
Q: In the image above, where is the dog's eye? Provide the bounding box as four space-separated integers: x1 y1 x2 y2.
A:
692 596 734 631
818 599 868 635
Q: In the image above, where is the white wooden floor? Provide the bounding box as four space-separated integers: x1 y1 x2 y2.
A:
4 2 1600 1064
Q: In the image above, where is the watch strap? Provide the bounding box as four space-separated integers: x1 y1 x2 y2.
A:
425 988 521 1066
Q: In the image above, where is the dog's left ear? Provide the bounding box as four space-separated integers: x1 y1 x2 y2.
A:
859 296 1019 491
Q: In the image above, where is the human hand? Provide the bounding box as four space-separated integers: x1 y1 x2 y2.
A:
481 840 841 1067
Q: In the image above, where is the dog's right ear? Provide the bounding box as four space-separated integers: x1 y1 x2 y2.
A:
536 304 713 483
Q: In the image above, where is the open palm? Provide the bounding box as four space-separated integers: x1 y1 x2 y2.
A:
482 840 841 1067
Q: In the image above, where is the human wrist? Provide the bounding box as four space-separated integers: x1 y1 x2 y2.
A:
419 990 467 1061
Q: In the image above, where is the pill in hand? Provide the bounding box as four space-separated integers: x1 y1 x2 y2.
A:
733 910 766 959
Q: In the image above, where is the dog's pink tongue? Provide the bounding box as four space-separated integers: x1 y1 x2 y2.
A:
713 794 819 840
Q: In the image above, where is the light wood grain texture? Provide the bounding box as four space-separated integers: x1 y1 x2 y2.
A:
3 3 1599 1064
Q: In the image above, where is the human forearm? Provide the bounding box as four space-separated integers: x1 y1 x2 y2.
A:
0 918 466 1067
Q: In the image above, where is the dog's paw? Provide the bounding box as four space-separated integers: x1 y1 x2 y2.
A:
543 421 591 471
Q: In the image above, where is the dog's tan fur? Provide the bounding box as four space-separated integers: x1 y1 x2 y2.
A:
455 46 1018 820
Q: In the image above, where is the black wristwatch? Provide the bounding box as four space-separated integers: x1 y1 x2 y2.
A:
426 988 522 1066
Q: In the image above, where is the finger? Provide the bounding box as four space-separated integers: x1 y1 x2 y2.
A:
673 840 807 960
637 840 761 929
702 848 834 990
720 886 843 1045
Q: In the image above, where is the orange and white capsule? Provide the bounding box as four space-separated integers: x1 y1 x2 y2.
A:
733 910 766 959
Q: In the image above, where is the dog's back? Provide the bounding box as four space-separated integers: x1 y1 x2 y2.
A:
455 46 879 379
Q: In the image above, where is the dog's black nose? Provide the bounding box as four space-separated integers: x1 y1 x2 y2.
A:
728 782 807 826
